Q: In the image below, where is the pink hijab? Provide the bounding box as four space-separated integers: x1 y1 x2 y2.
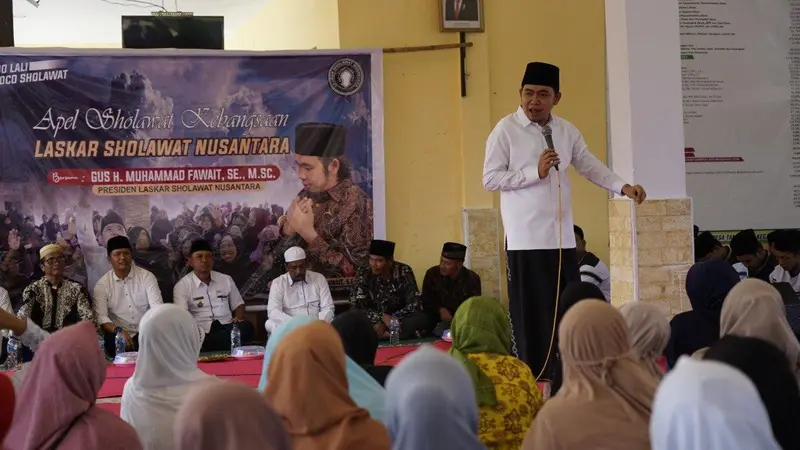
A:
5 321 142 450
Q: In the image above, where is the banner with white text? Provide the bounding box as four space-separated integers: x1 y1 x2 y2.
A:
0 49 384 304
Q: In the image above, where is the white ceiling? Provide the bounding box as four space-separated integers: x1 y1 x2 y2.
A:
12 0 266 46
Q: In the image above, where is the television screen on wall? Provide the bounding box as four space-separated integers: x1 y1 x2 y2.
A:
121 15 224 50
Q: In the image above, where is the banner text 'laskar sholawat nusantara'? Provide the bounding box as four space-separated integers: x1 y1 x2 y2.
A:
0 49 384 304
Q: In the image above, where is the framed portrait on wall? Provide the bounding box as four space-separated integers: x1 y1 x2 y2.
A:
440 0 484 32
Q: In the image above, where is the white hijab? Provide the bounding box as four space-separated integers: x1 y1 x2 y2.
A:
650 357 780 450
121 304 214 450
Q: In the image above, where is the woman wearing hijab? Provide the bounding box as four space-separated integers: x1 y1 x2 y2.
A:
551 281 606 393
712 278 800 380
332 310 393 386
386 346 485 450
121 304 212 450
265 321 390 450
5 321 142 450
618 302 670 378
650 357 781 450
174 381 290 450
705 335 800 450
0 373 14 444
449 296 542 449
259 315 386 421
664 259 739 368
523 300 659 450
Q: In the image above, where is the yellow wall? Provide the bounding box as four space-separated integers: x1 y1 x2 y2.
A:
338 0 610 296
227 0 340 50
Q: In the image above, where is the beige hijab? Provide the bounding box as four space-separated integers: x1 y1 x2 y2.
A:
523 300 659 450
717 278 800 379
619 302 670 379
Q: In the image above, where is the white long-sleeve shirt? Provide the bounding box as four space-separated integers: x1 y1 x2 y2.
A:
769 266 800 294
0 287 12 338
483 108 627 250
93 265 163 335
266 270 334 333
173 271 244 333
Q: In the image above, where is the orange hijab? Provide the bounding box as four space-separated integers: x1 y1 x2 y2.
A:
264 321 390 450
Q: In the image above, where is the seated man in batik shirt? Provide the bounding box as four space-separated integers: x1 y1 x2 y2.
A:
350 239 428 340
421 242 482 336
17 244 94 360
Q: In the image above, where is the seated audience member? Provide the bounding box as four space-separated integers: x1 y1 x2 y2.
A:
650 357 781 450
174 381 290 450
94 236 163 357
264 321 390 450
709 279 800 381
4 322 143 450
523 301 659 450
704 335 800 450
0 373 13 442
258 315 386 421
17 244 94 336
767 229 784 255
350 239 427 340
332 309 393 386
778 281 800 339
450 296 542 449
420 242 481 337
769 229 800 294
730 228 776 282
664 259 739 368
266 246 334 333
695 230 748 279
173 239 254 351
121 304 212 450
619 302 670 378
551 281 606 393
386 346 485 450
574 225 610 300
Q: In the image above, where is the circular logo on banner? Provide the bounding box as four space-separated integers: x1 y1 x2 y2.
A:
328 58 364 96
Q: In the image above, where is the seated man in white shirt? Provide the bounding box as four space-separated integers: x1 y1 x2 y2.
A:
574 225 610 301
93 236 163 357
265 246 334 333
173 239 254 352
769 230 800 295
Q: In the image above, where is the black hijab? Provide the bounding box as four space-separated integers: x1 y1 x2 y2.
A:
664 260 740 368
705 335 800 450
332 309 393 386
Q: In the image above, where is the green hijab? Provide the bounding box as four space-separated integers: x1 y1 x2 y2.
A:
448 296 511 406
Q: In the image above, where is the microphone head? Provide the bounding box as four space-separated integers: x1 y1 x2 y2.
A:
542 125 552 137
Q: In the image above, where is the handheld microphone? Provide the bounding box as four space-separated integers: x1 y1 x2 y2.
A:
542 125 558 171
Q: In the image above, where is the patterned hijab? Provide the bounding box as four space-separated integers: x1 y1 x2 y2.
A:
174 381 290 450
258 315 386 422
5 321 142 450
448 296 510 406
264 321 390 450
386 346 485 450
523 300 659 450
619 302 670 378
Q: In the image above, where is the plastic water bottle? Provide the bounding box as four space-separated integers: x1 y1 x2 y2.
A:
114 328 126 355
98 334 106 356
5 332 18 370
230 324 241 352
389 316 400 345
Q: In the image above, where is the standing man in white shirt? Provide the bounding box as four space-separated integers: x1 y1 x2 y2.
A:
482 62 646 378
265 246 334 333
173 239 254 351
93 236 163 356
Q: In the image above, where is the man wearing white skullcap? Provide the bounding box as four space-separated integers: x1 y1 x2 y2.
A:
265 246 334 333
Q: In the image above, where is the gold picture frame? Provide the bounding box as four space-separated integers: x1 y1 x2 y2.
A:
439 0 484 33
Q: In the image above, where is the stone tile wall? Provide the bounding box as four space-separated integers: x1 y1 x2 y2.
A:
462 208 502 300
608 198 694 317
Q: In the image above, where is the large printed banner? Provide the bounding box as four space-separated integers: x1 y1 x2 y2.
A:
0 49 384 303
681 0 800 230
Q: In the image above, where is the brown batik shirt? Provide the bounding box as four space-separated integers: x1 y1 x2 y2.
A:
350 262 422 325
279 178 373 279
